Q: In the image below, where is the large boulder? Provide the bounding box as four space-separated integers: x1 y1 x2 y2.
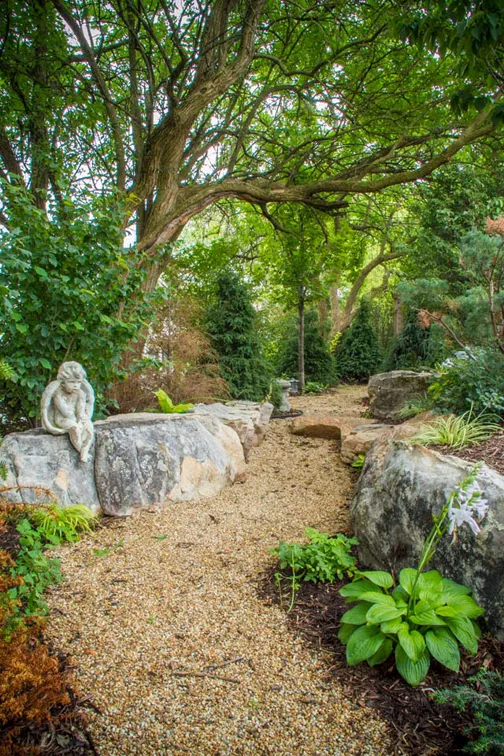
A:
351 440 504 638
189 401 273 458
0 411 250 517
290 415 373 441
368 370 432 420
340 415 433 464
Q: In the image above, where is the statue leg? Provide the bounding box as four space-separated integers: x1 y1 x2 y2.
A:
79 421 94 462
68 425 82 455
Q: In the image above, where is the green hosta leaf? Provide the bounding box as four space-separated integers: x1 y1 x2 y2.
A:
425 628 460 672
444 616 478 655
368 638 393 667
380 616 403 634
395 645 430 686
398 624 426 662
392 585 409 603
338 623 356 645
366 603 405 625
340 602 372 625
358 591 396 606
399 568 417 595
357 571 394 589
441 578 471 596
346 625 387 666
418 570 443 591
436 605 460 618
471 620 482 639
445 594 484 619
410 609 447 626
418 589 444 607
339 579 376 599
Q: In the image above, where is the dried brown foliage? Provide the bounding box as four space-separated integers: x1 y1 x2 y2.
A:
485 215 504 236
110 294 229 412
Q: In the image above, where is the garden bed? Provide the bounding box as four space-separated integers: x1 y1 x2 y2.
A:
261 569 504 756
437 429 504 476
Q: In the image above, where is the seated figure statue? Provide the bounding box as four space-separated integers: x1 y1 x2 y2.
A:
41 361 95 462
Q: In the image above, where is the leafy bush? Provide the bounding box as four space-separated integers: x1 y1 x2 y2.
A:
266 379 284 409
272 528 358 611
432 669 504 755
429 347 504 418
0 183 157 429
276 310 336 385
8 519 62 621
207 269 271 401
302 381 329 394
338 568 483 686
335 299 382 382
411 408 500 450
154 389 194 414
28 504 98 546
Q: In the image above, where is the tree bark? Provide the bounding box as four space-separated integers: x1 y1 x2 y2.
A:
298 286 305 392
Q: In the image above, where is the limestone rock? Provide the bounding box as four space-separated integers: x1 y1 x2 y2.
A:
190 401 273 457
94 414 238 516
340 422 419 464
290 415 372 440
351 440 504 638
368 370 432 420
0 429 101 511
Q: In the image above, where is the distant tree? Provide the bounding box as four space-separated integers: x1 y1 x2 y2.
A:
335 299 382 382
277 310 335 385
206 270 270 401
386 311 442 369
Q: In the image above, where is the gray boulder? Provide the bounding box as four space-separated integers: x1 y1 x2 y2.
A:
351 440 504 638
0 412 247 517
368 370 432 420
190 401 273 458
0 429 101 511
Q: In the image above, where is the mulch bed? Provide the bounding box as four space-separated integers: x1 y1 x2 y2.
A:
261 569 504 756
436 430 504 476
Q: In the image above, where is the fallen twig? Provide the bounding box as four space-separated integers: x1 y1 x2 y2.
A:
171 671 241 684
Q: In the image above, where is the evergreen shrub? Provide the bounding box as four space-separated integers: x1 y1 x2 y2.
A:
276 310 336 384
335 300 382 382
206 270 271 401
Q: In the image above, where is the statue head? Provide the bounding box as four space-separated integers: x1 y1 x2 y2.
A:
57 361 87 395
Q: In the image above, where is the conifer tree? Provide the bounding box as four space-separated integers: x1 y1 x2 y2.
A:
386 311 437 370
277 310 335 385
335 299 382 382
206 270 271 401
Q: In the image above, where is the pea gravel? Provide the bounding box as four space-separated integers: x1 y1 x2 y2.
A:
45 386 392 756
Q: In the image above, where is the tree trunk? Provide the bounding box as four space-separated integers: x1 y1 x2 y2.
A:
298 286 305 393
330 276 342 336
393 291 405 337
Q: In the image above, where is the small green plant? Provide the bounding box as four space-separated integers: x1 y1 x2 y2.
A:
265 379 284 409
431 669 504 754
302 381 329 394
154 389 194 414
338 464 487 686
351 454 366 469
8 519 62 619
29 504 98 545
410 406 500 450
272 528 358 611
398 395 432 419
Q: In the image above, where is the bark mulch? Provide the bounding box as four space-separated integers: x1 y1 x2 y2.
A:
437 429 504 476
261 570 504 756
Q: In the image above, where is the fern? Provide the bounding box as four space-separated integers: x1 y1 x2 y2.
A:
29 504 98 545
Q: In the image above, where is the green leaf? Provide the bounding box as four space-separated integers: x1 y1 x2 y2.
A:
357 570 394 589
366 603 404 625
418 570 443 590
39 358 51 370
436 605 460 618
398 624 426 662
395 645 430 687
339 579 376 599
445 594 484 618
399 568 417 595
358 591 396 606
425 628 460 672
380 616 404 634
338 623 356 645
410 609 447 626
444 616 478 655
16 323 28 334
346 625 386 666
34 265 48 278
340 601 372 625
441 578 471 596
367 638 393 667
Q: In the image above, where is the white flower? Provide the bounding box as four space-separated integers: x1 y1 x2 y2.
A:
471 498 489 519
448 501 482 536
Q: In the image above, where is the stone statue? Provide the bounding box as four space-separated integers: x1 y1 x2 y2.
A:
41 361 95 462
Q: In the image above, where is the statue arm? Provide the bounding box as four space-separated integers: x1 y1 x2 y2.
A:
40 381 67 435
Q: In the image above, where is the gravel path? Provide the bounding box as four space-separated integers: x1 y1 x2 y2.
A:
46 386 392 756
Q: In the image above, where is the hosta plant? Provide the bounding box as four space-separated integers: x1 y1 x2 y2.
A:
338 567 483 686
339 463 488 686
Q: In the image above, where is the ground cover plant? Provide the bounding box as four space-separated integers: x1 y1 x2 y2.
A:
411 408 500 450
0 491 97 753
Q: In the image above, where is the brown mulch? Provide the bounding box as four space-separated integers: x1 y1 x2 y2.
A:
261 570 504 756
437 429 504 476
